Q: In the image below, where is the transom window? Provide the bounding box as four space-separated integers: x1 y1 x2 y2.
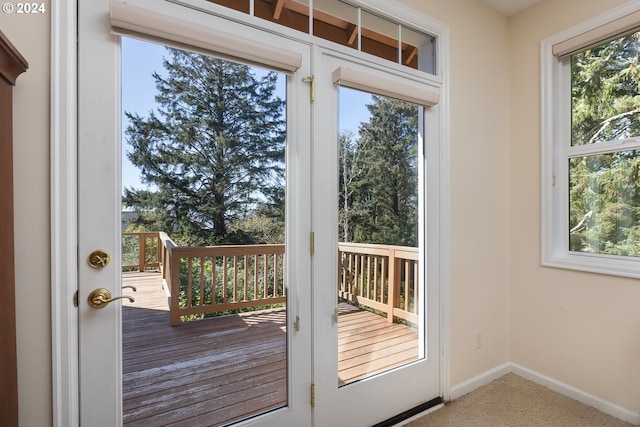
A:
541 4 640 277
205 0 435 73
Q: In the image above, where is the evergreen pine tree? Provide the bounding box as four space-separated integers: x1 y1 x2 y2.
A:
344 95 419 247
123 49 285 246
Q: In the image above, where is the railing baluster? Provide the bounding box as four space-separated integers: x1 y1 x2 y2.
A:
211 256 217 305
223 256 228 304
233 255 238 303
263 254 269 299
273 253 279 297
349 253 354 295
251 254 256 299
354 255 360 296
187 257 193 308
404 259 410 311
381 256 387 304
199 257 205 306
243 255 248 301
365 255 371 300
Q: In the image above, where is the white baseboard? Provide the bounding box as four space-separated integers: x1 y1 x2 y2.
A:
510 363 640 426
448 363 640 426
449 362 512 400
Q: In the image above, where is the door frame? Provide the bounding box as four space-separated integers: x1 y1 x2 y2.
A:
51 0 80 425
50 1 452 426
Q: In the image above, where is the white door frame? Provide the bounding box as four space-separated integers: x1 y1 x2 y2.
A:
50 1 452 426
51 0 80 425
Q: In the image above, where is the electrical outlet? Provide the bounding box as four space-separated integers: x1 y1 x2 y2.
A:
474 330 482 349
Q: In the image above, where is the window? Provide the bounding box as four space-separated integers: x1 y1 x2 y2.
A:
541 3 640 277
204 0 436 74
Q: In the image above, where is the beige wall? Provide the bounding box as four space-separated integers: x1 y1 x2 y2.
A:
0 2 52 426
509 0 640 413
399 0 513 385
3 0 639 425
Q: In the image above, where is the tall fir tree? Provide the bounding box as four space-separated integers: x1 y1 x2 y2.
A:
338 130 369 242
123 49 285 246
341 95 419 247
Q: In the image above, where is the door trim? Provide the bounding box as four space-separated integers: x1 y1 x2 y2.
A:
51 1 79 426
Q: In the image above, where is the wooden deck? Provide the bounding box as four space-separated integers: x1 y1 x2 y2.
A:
122 271 418 426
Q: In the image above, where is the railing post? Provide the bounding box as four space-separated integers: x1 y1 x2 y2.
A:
170 250 180 326
138 233 145 272
156 232 161 272
162 243 167 281
386 248 396 323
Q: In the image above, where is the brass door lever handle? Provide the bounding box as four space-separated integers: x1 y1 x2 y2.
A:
87 288 135 308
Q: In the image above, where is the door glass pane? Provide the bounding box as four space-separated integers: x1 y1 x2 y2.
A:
337 86 421 386
121 37 288 426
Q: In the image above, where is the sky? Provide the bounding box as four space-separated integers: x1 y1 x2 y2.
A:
121 37 372 193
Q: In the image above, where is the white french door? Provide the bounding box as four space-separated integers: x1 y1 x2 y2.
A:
78 1 311 426
77 2 444 426
311 48 442 427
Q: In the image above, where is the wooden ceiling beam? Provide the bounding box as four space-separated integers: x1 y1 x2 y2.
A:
273 0 285 20
347 23 358 46
404 46 418 65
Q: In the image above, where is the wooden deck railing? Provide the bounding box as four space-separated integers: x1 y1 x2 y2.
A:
123 232 285 326
338 242 418 324
123 233 418 326
122 232 162 271
167 244 286 326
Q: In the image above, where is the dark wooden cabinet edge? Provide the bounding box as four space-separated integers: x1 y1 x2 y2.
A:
0 29 28 427
0 31 28 84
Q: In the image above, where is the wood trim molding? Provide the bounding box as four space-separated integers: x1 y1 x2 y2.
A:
0 29 27 427
0 31 28 85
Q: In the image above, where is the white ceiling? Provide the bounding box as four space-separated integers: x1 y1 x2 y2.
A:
479 0 540 17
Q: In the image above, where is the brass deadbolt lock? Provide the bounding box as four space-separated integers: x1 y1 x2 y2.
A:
87 249 111 269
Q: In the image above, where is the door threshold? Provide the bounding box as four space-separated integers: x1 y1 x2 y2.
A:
372 397 444 427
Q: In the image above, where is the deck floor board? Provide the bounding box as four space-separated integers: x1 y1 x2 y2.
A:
122 271 418 426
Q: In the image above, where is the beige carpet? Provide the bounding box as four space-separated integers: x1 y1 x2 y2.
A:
405 373 636 427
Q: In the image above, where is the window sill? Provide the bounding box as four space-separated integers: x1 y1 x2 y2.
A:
542 251 640 279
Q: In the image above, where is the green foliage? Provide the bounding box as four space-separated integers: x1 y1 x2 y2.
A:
123 49 285 246
571 33 640 145
569 31 640 256
339 95 419 247
121 234 140 270
569 152 640 256
228 214 285 244
121 225 160 271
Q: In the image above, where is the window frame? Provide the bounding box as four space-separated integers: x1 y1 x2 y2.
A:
541 2 640 278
